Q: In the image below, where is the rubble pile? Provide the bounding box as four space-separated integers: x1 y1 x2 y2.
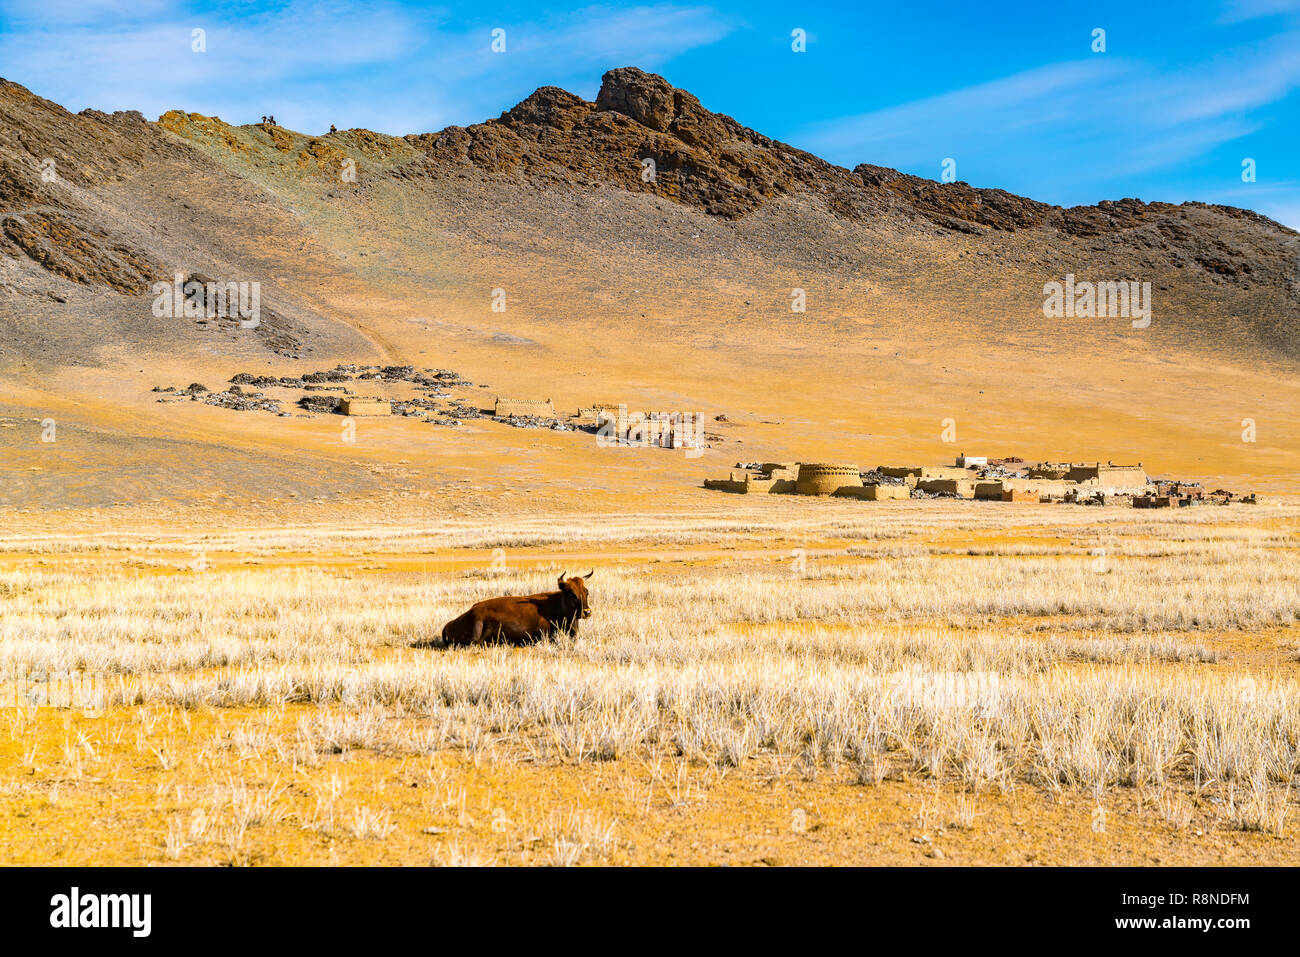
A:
297 394 343 413
859 469 908 487
153 362 478 422
493 414 577 431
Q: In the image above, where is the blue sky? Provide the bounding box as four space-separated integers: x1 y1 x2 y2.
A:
2 0 1298 226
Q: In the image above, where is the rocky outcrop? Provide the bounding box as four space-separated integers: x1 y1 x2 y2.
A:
0 79 175 292
408 68 844 219
2 210 159 293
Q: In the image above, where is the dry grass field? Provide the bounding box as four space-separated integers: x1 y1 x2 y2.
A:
3 499 1298 866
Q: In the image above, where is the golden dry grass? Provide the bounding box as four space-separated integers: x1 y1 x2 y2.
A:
2 500 1298 865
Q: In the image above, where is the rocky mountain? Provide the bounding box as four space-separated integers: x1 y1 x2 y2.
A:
413 68 1295 287
425 67 1283 248
3 66 1300 510
2 66 1297 362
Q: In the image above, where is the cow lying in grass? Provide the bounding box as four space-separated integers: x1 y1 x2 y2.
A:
439 571 593 647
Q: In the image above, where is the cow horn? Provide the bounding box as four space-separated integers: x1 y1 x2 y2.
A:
583 569 594 579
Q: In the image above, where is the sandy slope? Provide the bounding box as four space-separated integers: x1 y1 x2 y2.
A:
2 70 1298 512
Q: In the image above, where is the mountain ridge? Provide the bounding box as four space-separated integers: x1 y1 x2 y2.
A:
414 67 1295 243
2 66 1295 319
3 67 1300 504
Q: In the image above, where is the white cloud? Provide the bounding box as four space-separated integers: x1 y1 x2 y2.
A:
1 0 176 25
797 60 1116 159
0 1 426 122
517 4 735 65
794 33 1300 195
1218 0 1300 23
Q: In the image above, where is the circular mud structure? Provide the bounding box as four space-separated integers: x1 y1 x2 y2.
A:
795 463 862 496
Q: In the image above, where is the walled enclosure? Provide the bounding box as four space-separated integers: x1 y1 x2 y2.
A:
340 398 392 416
495 397 555 417
703 470 797 494
795 463 863 496
836 484 910 501
916 478 977 498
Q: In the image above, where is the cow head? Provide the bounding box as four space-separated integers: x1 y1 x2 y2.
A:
557 570 593 618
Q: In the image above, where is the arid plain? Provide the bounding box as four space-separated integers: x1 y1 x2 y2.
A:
3 503 1299 865
2 68 1299 865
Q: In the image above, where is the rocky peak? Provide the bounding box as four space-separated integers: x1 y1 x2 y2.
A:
595 67 728 151
499 86 588 130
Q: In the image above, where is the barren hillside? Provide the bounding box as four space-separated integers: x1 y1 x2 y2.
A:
2 67 1299 512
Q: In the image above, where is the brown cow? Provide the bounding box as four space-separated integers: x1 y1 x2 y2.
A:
438 571 593 647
